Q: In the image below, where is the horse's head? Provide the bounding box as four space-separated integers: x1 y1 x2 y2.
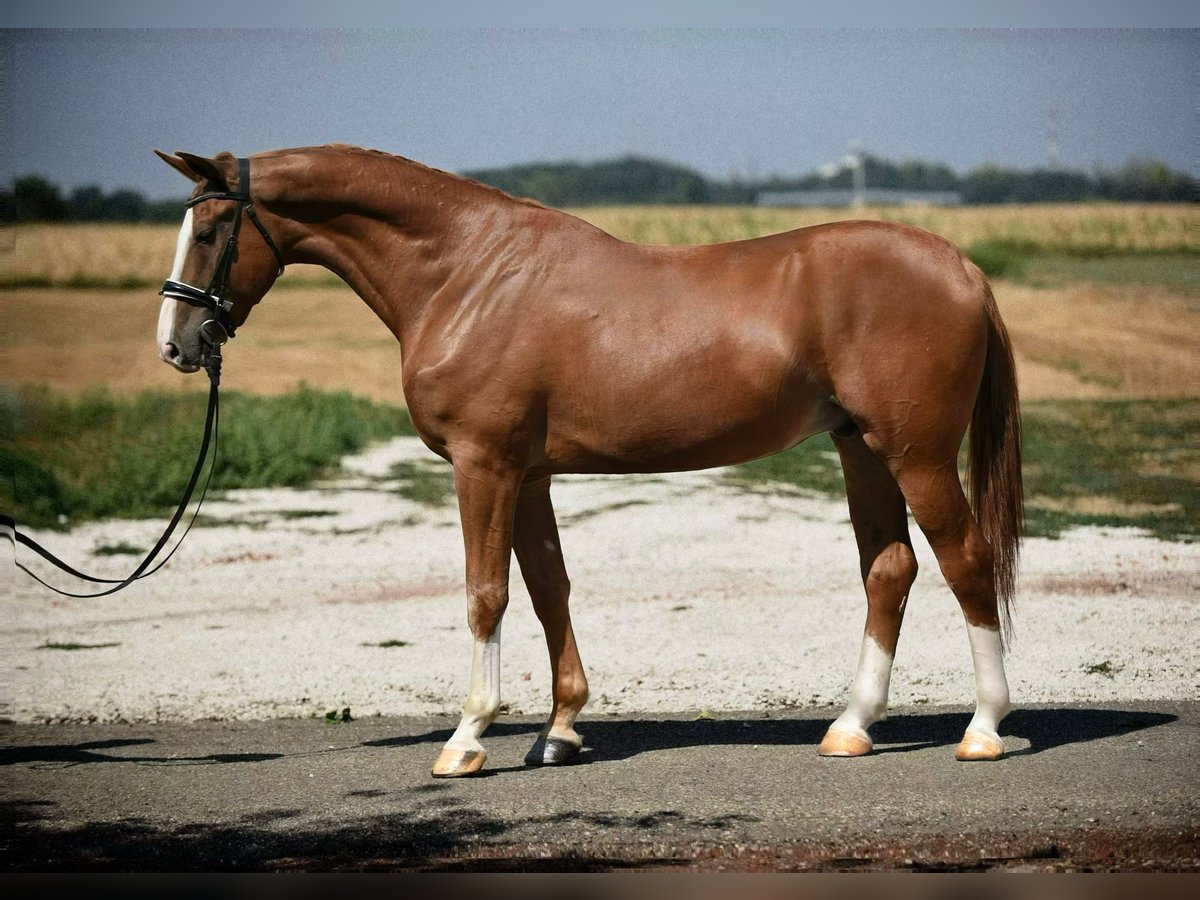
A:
154 150 285 372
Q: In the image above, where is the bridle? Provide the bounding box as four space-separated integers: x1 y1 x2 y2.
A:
159 156 285 344
4 157 285 598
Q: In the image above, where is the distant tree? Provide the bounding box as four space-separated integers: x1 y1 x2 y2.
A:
1097 159 1195 202
15 175 69 221
5 154 1195 220
70 185 107 221
146 198 188 223
466 155 709 206
101 189 149 222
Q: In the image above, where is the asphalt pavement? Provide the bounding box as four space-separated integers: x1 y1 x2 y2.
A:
2 701 1197 872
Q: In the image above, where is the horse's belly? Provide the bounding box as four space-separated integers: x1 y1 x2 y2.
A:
545 368 838 474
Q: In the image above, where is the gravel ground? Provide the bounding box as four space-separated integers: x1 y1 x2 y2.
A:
5 437 1198 725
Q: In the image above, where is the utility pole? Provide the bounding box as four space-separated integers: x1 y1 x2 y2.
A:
1046 107 1061 170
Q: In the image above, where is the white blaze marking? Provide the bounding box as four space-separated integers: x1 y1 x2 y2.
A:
963 624 1011 739
827 634 894 743
443 625 502 752
157 209 193 351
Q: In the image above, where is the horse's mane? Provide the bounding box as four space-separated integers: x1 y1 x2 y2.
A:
260 143 551 212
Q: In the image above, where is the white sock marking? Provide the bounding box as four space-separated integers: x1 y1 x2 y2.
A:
445 625 502 752
964 623 1011 739
828 634 894 743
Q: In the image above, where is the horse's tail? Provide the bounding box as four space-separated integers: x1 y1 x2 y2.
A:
968 277 1024 647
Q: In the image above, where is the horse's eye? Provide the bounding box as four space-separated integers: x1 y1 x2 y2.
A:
195 229 215 245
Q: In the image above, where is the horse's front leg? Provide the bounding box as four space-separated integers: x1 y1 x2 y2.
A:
431 450 523 778
513 476 589 766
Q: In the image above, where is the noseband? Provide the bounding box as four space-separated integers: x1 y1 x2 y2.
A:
159 157 285 343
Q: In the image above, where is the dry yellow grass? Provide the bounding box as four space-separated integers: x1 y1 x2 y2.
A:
996 281 1199 399
2 203 1195 288
0 224 336 288
3 285 404 403
570 203 1198 253
4 206 1196 405
3 279 1195 405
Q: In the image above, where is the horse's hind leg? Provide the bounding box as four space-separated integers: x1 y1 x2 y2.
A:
883 452 1011 761
431 451 523 778
513 476 589 766
819 429 918 757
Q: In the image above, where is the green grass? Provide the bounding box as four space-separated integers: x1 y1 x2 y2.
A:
1020 252 1199 289
966 239 1031 279
1019 399 1196 540
723 437 847 498
388 459 457 507
964 241 1197 288
2 384 415 530
724 399 1197 541
4 386 1194 542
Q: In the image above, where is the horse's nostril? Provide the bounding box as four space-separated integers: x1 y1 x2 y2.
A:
164 341 181 361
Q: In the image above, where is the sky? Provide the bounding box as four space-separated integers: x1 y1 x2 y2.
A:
3 16 1197 198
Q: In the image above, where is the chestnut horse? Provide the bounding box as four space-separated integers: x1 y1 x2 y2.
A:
155 145 1023 776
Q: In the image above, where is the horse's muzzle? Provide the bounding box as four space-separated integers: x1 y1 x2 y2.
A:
159 339 202 373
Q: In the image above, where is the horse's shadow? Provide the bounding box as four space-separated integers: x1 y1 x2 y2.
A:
0 707 1174 773
362 706 1177 766
0 738 284 768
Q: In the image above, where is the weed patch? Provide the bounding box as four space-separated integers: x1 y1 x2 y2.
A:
967 240 1031 278
389 459 456 507
723 436 846 497
93 541 145 556
37 642 121 651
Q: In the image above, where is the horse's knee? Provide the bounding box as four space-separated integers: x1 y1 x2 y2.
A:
466 583 509 639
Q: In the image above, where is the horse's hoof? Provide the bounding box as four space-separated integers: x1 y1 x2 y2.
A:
525 734 582 767
817 728 872 757
431 747 486 777
955 731 1004 761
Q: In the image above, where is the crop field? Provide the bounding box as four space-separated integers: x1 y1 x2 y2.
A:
3 202 1196 289
3 203 1197 538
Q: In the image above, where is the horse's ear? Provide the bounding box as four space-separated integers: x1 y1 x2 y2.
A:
155 149 203 183
171 151 238 190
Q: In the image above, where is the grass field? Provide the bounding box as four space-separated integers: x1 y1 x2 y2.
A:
5 385 1195 540
2 203 1196 288
3 206 1197 540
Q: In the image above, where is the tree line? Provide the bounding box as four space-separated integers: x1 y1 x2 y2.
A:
4 154 1193 221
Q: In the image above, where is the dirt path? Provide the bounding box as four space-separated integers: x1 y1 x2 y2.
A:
6 437 1197 727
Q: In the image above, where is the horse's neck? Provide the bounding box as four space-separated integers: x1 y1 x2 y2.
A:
265 149 516 350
